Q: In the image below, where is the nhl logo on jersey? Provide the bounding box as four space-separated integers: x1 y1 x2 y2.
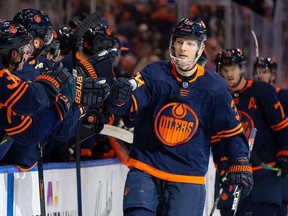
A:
154 102 198 146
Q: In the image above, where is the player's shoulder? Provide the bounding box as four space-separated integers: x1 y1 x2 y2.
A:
139 60 172 79
252 80 277 94
200 68 229 94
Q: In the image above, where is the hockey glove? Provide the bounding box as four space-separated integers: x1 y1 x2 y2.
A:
75 77 110 108
60 75 76 106
81 109 105 136
108 77 135 106
54 94 71 121
77 48 119 78
35 62 74 97
276 150 288 177
227 158 253 198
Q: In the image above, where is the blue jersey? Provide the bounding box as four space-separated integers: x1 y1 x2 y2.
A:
106 61 248 184
217 80 288 207
276 87 288 203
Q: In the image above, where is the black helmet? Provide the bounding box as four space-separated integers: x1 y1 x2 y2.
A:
0 20 32 56
13 8 53 45
254 57 277 75
82 24 120 56
56 25 73 55
169 18 207 69
172 18 207 43
41 31 60 60
215 48 246 73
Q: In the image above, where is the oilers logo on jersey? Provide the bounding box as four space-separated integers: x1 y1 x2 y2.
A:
154 102 198 146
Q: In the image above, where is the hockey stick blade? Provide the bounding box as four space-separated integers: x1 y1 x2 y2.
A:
100 124 133 144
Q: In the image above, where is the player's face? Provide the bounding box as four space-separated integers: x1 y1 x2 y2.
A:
220 65 243 89
174 37 199 69
255 68 275 84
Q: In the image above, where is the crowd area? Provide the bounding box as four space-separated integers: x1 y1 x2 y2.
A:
0 1 288 215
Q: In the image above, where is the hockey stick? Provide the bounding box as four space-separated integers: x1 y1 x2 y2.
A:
251 30 260 77
100 124 133 144
70 11 103 216
37 142 46 216
231 128 257 216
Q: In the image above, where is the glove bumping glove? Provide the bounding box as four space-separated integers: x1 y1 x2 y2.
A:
108 77 135 106
35 62 74 97
77 48 119 78
74 77 110 108
227 158 253 198
276 149 288 177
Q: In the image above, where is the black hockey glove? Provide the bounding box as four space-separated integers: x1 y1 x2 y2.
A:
276 150 288 177
227 158 253 198
77 48 119 78
35 62 74 97
108 77 135 106
81 109 105 136
74 77 110 108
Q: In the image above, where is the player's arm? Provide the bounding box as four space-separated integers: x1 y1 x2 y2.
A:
212 86 253 197
105 66 153 115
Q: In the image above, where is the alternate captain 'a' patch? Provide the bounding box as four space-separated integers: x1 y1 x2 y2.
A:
154 102 198 146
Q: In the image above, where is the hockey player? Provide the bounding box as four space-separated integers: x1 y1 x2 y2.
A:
0 20 110 168
0 20 73 160
253 57 288 216
215 49 288 215
104 18 253 216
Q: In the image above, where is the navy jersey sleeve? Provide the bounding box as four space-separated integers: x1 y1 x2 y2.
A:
256 83 288 150
211 83 249 161
0 69 54 119
1 106 60 146
50 106 82 142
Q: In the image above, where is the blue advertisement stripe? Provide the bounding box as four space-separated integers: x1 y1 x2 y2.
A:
7 173 14 216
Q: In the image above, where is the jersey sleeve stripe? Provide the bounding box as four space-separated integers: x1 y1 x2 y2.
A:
6 83 29 123
5 116 32 136
218 126 243 138
130 94 138 112
217 123 242 135
270 118 288 131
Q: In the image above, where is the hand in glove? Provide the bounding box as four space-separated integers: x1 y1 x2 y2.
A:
227 158 253 198
276 150 288 177
108 77 135 105
35 62 74 97
77 48 119 78
74 77 110 108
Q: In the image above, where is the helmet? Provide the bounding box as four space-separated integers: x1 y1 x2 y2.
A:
254 57 277 75
169 18 207 68
215 48 246 73
56 25 73 55
82 24 120 56
13 9 53 45
0 20 32 56
41 31 60 60
172 18 207 42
